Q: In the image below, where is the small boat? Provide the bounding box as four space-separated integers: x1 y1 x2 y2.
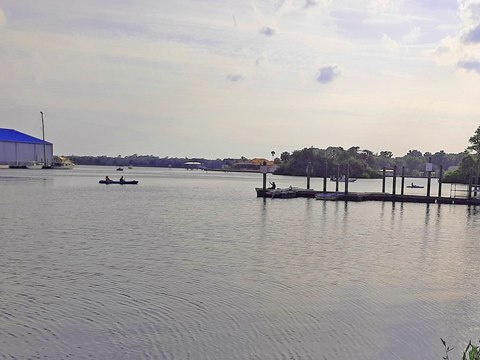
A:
255 187 297 198
26 161 44 169
0 164 9 169
269 188 297 198
407 184 424 189
52 156 75 169
99 179 138 185
330 175 356 182
116 167 124 171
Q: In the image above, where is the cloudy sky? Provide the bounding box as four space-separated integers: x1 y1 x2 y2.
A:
1 0 480 158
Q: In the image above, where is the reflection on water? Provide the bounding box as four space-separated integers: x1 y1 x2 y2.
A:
1 167 480 359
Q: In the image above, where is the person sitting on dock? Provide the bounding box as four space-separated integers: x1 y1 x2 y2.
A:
120 176 124 184
268 181 276 189
105 176 111 182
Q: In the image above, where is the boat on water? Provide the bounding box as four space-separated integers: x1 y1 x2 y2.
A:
52 156 75 169
99 179 138 185
116 167 124 171
407 184 424 189
26 161 44 169
330 175 357 182
0 164 9 169
255 187 297 198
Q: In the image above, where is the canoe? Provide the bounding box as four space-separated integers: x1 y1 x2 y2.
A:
406 185 424 188
99 180 138 185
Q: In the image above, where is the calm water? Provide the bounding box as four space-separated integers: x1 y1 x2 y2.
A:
1 166 480 360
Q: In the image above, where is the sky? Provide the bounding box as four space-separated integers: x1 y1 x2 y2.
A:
1 0 480 158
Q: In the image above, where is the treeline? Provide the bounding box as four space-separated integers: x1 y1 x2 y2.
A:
69 148 465 178
274 147 465 179
69 154 225 169
69 124 480 184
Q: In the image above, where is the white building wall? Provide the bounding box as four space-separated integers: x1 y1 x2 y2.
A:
0 141 53 166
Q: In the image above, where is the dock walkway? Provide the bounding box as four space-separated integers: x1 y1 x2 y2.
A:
255 188 479 205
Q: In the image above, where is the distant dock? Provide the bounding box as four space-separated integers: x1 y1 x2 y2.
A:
256 160 480 205
255 188 480 205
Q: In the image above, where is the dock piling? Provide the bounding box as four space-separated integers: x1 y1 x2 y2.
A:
392 165 397 195
306 162 312 190
262 161 267 198
438 165 443 198
323 161 327 193
426 157 432 198
345 164 350 195
401 166 405 195
382 167 386 193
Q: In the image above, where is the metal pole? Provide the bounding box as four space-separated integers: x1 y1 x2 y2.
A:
41 111 47 167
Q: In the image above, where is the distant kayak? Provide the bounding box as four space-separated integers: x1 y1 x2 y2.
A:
99 180 138 185
406 184 423 188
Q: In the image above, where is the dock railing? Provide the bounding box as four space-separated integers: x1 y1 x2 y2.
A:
449 183 480 199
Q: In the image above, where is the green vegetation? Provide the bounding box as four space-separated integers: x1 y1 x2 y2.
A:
274 146 463 179
441 338 480 360
443 126 480 184
70 126 480 183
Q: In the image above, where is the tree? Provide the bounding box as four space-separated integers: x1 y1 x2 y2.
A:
280 151 290 163
406 149 422 157
379 151 393 158
467 126 480 155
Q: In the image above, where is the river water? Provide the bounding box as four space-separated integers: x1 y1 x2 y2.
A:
1 166 479 359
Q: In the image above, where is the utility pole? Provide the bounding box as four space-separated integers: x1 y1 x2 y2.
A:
40 111 47 167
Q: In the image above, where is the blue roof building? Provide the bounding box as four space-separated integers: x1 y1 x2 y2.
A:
0 128 53 167
0 128 52 145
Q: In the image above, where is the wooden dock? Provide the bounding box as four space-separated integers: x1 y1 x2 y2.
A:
255 188 480 205
256 159 480 205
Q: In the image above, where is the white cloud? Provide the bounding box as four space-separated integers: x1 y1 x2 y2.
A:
404 26 422 43
382 34 400 51
432 0 480 72
369 0 400 13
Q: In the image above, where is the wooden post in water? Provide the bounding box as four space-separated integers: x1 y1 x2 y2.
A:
262 161 267 198
470 168 474 199
323 161 327 193
401 166 405 195
335 165 340 192
382 167 386 193
344 164 350 195
392 165 397 195
426 157 432 198
306 162 312 190
438 165 443 198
